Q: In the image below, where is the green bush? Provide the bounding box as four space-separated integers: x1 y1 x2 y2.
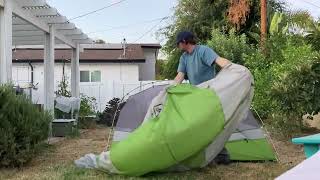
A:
0 85 52 167
207 28 254 65
156 60 167 80
270 49 320 131
163 49 182 79
243 44 282 118
78 116 97 129
79 94 97 117
244 36 320 134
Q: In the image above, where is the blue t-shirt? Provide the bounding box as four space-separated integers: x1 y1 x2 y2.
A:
177 45 219 85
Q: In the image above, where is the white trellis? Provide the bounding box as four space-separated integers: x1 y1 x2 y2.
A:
0 0 93 113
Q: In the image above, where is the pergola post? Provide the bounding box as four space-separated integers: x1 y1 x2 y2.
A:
0 0 12 84
44 25 55 112
71 43 80 98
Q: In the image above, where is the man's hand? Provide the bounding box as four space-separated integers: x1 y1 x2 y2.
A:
174 72 185 84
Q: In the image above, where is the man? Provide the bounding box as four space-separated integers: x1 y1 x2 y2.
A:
173 31 231 165
173 31 231 85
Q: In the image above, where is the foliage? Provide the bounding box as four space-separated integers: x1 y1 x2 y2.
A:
94 39 106 44
227 0 251 30
0 85 52 167
78 116 97 129
98 98 126 127
269 12 289 35
155 60 167 80
54 69 97 119
55 61 71 98
55 77 71 98
244 35 320 134
79 94 97 117
160 0 284 78
244 49 274 119
269 45 320 130
160 0 320 135
306 21 320 51
207 28 254 65
163 49 182 79
54 62 72 119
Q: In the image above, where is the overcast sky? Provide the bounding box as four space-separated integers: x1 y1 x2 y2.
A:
46 0 319 45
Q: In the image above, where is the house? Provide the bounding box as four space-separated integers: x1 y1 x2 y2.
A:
12 43 161 107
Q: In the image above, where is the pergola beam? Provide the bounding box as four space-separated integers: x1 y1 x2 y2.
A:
25 7 58 16
13 35 44 41
66 34 88 40
13 24 39 31
58 29 83 35
39 16 68 24
19 0 46 7
73 39 93 44
51 23 75 30
12 30 43 36
11 0 77 47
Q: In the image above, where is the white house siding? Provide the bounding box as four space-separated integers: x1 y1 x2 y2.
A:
12 63 140 108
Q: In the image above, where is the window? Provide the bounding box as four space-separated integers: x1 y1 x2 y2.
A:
80 71 90 82
80 70 101 82
91 71 101 82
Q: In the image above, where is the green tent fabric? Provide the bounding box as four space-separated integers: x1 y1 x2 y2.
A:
226 139 276 161
110 84 225 176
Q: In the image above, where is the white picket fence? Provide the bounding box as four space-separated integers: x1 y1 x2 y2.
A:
79 80 172 112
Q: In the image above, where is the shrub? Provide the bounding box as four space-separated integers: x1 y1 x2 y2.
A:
98 98 126 127
0 85 52 167
79 94 97 118
270 52 320 131
156 60 167 80
78 116 97 129
245 36 320 134
207 28 254 65
163 49 182 79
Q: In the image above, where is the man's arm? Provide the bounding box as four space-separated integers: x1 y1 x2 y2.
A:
173 72 185 84
215 57 231 68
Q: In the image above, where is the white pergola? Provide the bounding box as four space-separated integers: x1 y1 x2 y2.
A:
0 0 93 112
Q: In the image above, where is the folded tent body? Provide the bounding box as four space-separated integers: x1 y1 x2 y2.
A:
75 64 276 176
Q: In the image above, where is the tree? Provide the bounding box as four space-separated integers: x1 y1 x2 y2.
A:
227 0 251 31
94 39 106 44
269 10 320 51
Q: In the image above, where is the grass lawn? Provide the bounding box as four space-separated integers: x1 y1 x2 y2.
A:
0 126 305 180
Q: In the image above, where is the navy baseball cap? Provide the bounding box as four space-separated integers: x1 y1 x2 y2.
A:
176 31 195 45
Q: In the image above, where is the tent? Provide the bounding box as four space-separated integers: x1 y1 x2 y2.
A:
75 63 276 176
114 86 276 162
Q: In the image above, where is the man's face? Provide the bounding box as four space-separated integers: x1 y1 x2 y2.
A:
177 41 187 51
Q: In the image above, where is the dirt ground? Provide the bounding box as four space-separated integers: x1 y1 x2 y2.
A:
0 126 305 180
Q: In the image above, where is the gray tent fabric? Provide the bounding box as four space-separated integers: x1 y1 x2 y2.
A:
75 63 274 174
194 63 254 167
116 85 167 132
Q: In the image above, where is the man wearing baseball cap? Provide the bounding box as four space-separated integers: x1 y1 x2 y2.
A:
173 31 231 85
173 31 232 165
